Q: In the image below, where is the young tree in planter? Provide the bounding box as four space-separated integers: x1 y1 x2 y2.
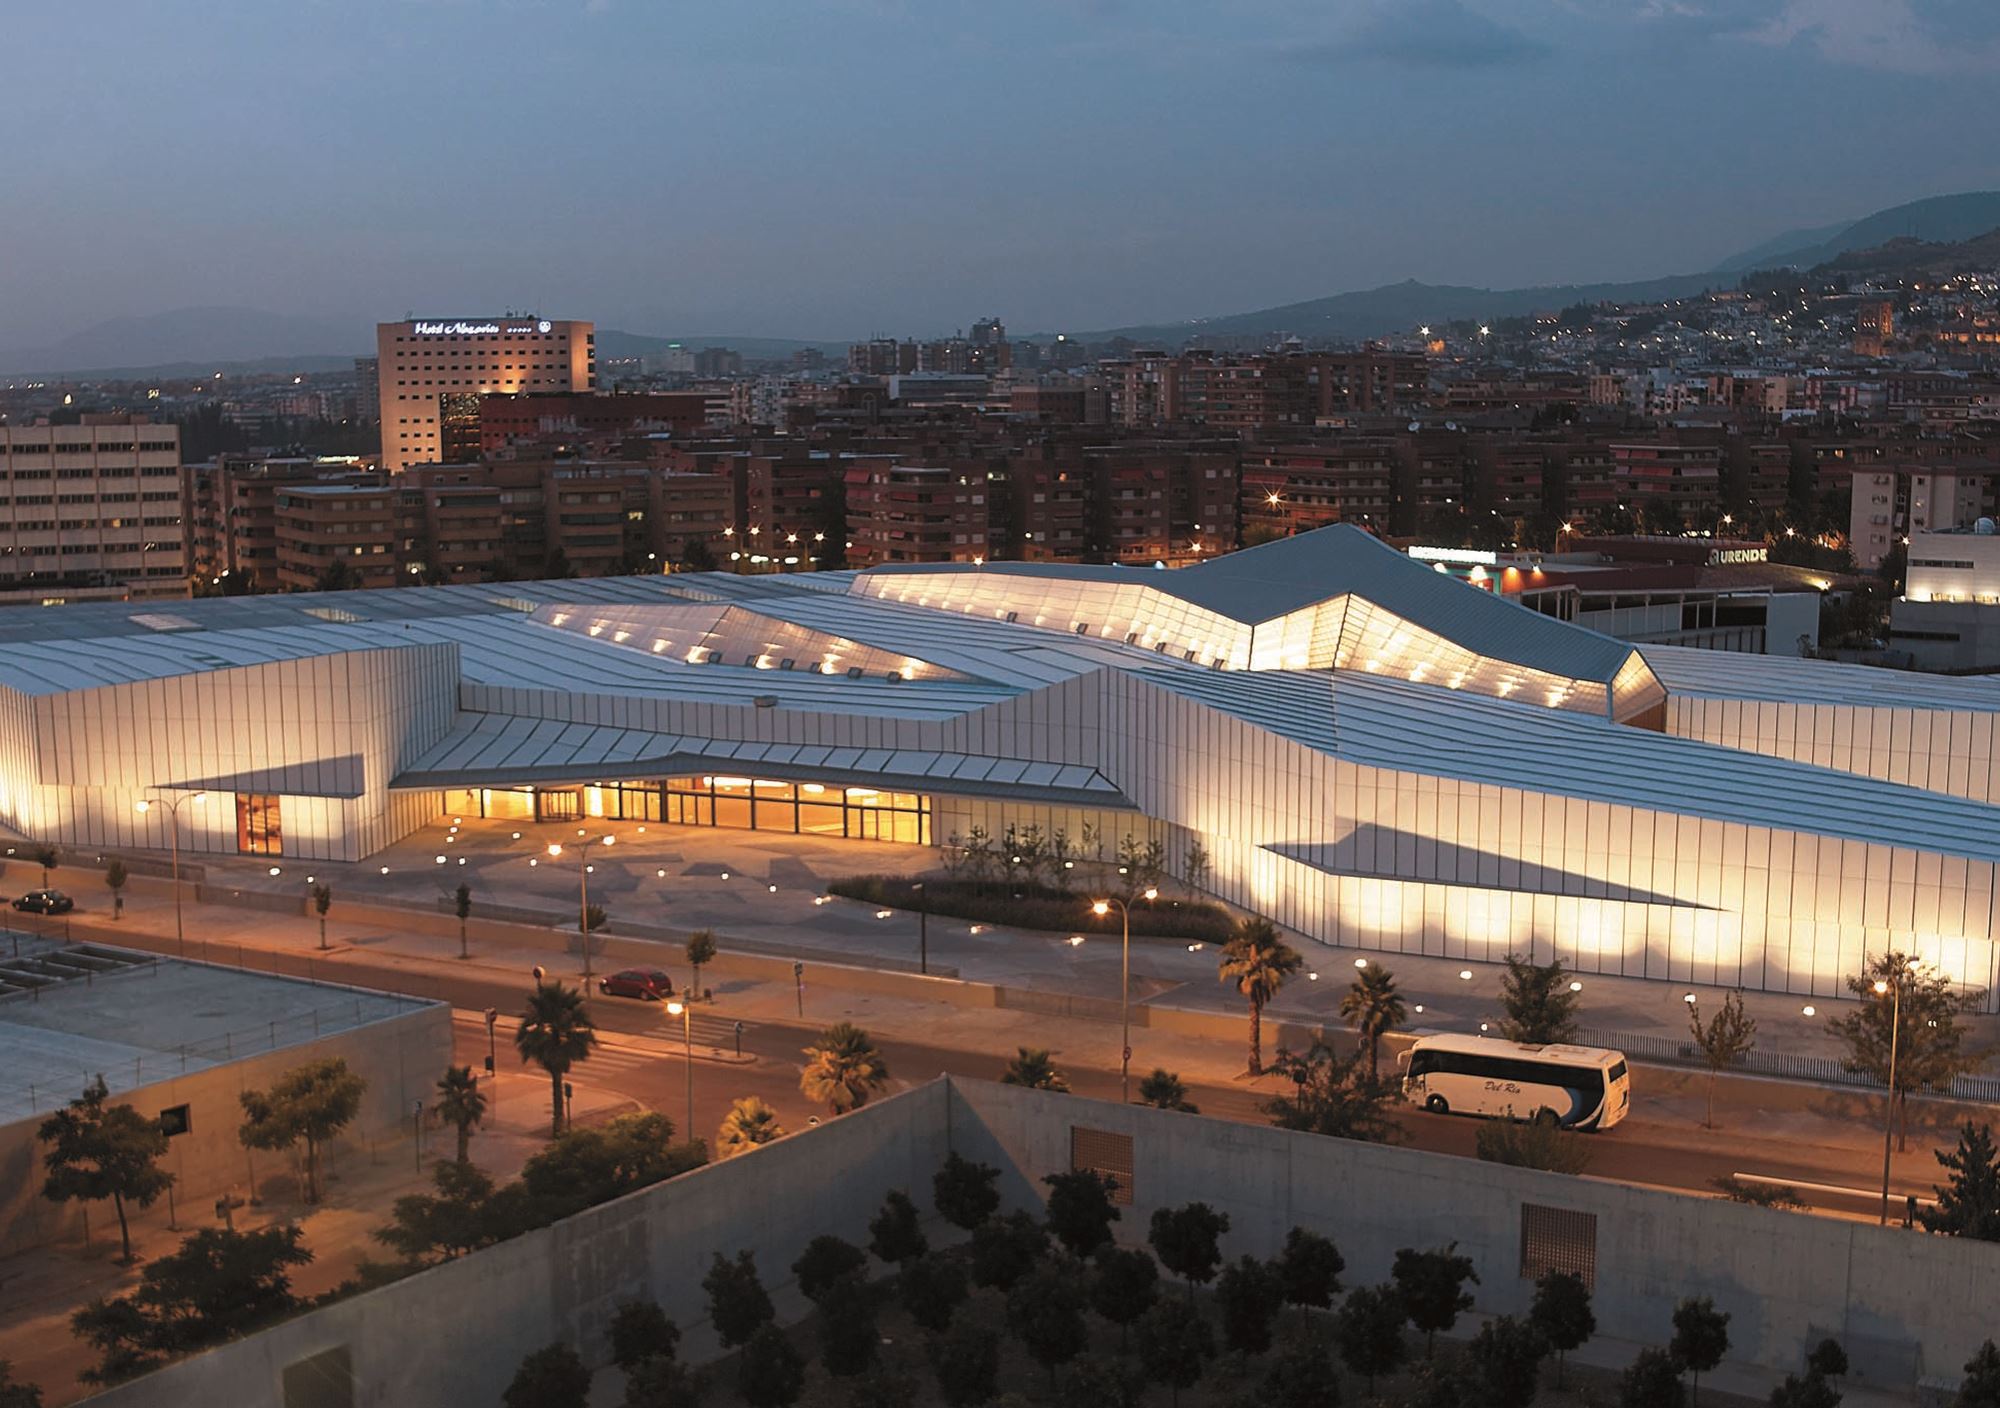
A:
1621 1347 1686 1408
818 1272 882 1378
1217 916 1304 1075
685 929 718 998
237 1057 366 1204
1334 1283 1408 1395
716 1096 785 1159
1001 1047 1070 1092
38 1076 175 1263
1275 1226 1344 1324
1805 1339 1848 1381
1498 952 1581 1044
1215 1254 1286 1355
1137 1068 1198 1113
1148 1202 1230 1300
1530 1270 1596 1388
435 1065 486 1165
1469 1314 1548 1408
1133 1296 1214 1408
1042 1169 1119 1257
1088 1245 1159 1348
1960 1341 2000 1408
868 1189 928 1265
1687 991 1758 1129
608 1300 680 1374
32 844 57 888
1340 962 1408 1082
104 859 128 920
504 1343 591 1408
968 1210 1049 1291
800 1022 891 1115
793 1235 868 1301
1392 1244 1479 1356
311 884 333 951
454 882 473 960
516 980 597 1137
1827 951 1985 1151
932 1150 1001 1230
703 1251 775 1349
1005 1260 1090 1388
928 1319 1000 1408
737 1323 805 1408
898 1253 969 1333
1921 1122 2000 1239
1669 1296 1731 1408
1183 839 1211 898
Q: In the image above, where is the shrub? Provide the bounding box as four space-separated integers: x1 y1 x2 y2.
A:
826 875 1234 942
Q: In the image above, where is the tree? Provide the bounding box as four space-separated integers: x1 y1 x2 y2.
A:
933 1150 1001 1229
1217 916 1304 1074
1768 1371 1842 1408
1828 951 1987 1150
71 1225 311 1383
1475 1116 1595 1173
801 1022 890 1115
1276 1226 1344 1322
819 1272 882 1377
622 1356 701 1408
104 858 128 920
737 1324 805 1408
1530 1270 1595 1388
1005 1260 1090 1386
1670 1296 1731 1408
1216 1254 1286 1355
1043 1169 1119 1257
237 1056 365 1204
1961 1341 2000 1408
454 882 473 960
1088 1245 1159 1347
0 1364 40 1408
1183 839 1212 897
435 1064 486 1165
517 980 597 1137
504 1343 591 1408
1260 1331 1340 1408
1148 1202 1230 1299
703 1251 774 1348
1498 953 1581 1044
314 556 359 592
1392 1244 1478 1356
794 1235 868 1301
1922 1122 2000 1239
582 903 608 934
1058 1355 1142 1408
31 844 57 887
716 1096 785 1158
1469 1315 1548 1408
929 1319 1000 1408
520 1112 703 1219
1687 992 1758 1128
1137 1068 1198 1112
686 929 717 997
1116 833 1166 904
969 1210 1048 1290
869 1188 929 1264
373 1159 510 1264
1334 1283 1407 1394
311 883 333 951
1621 1347 1686 1408
1134 1296 1214 1408
1002 1047 1070 1092
1805 1339 1847 1381
38 1076 175 1263
1340 963 1408 1082
898 1253 968 1332
1262 1042 1400 1143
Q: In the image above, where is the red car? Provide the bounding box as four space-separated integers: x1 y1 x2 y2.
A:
597 967 675 1001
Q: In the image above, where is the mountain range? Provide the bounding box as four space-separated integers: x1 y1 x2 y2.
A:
7 191 1999 379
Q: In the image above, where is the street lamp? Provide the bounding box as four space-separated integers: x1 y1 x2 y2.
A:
134 791 207 956
549 832 615 978
1874 974 1903 1226
666 998 694 1137
1091 887 1158 1104
912 881 928 974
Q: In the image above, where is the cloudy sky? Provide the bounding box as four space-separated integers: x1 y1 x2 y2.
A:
4 0 1997 344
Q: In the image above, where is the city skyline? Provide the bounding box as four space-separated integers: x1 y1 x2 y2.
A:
7 0 2000 350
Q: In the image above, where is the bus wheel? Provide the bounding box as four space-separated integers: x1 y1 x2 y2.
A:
1531 1108 1559 1128
1425 1095 1449 1115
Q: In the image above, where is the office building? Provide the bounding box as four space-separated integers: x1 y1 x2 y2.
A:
0 414 185 603
376 316 595 472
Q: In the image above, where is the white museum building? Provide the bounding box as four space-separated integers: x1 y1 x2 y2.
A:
5 525 2000 1008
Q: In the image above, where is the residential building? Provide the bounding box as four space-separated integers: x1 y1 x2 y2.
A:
0 414 185 602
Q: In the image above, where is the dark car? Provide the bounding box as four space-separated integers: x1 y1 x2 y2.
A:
12 889 74 914
597 967 675 1000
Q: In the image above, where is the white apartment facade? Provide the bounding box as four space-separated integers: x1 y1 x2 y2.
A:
376 316 595 472
0 415 185 603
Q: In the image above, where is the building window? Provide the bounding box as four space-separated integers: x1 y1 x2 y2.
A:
1070 1126 1135 1206
236 793 283 856
1519 1203 1596 1289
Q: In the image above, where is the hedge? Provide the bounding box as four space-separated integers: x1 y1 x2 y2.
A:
826 875 1236 942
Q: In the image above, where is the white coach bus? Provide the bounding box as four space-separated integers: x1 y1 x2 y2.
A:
1399 1035 1631 1131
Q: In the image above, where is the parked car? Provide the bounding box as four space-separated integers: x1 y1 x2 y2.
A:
12 890 74 915
597 967 675 1001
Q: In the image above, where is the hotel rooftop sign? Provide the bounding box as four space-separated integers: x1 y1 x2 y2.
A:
411 319 553 336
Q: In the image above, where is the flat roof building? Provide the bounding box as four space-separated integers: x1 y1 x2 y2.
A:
376 317 595 472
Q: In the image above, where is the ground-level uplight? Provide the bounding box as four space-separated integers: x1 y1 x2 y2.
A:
1354 957 1369 969
1683 992 1698 1005
1568 980 1583 992
875 909 893 919
1802 1005 1816 1017
1459 969 1473 980
1067 935 1085 947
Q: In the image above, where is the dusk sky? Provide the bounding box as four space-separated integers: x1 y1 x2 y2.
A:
6 0 2000 346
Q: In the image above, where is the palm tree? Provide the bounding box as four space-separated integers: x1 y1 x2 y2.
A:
1138 1068 1198 1112
435 1064 487 1164
1001 1047 1070 1092
1217 917 1303 1076
1340 963 1408 1082
800 1022 890 1115
515 981 597 1136
716 1096 786 1158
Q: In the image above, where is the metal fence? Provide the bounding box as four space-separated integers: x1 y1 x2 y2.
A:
1575 1026 2000 1104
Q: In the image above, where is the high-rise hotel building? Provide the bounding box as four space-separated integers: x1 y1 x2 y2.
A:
376 317 594 472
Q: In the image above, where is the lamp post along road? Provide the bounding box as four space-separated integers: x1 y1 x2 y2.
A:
913 881 928 975
1876 975 1902 1227
134 791 207 957
550 832 614 979
1092 887 1157 1104
667 999 694 1137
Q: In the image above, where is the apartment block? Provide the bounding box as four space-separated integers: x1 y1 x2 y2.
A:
0 414 186 603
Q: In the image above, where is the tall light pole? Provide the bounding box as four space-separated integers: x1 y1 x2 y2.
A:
134 791 207 957
667 998 694 1137
1091 887 1157 1104
548 831 614 979
1875 973 1903 1227
912 881 928 975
